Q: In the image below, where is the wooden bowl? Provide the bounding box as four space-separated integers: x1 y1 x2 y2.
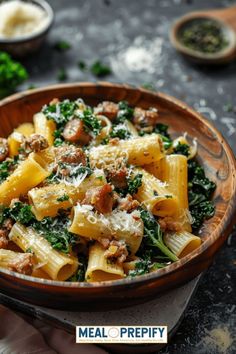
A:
0 82 235 310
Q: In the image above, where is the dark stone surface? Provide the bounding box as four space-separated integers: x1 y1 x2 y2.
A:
18 0 235 352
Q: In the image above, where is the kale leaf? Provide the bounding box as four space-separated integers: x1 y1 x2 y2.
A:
188 160 216 230
116 101 134 123
139 208 178 262
173 142 190 157
0 51 28 98
127 173 143 195
0 156 19 183
110 125 131 140
68 254 87 281
90 60 112 77
78 108 102 136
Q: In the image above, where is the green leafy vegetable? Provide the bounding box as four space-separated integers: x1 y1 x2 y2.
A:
127 173 143 195
57 68 68 82
78 61 87 71
54 40 71 51
173 142 190 157
43 99 77 128
4 202 35 225
78 108 102 136
32 215 77 253
90 60 112 77
0 156 19 184
68 255 87 281
116 101 134 123
139 208 178 262
57 194 69 202
109 125 131 140
0 51 28 98
129 251 168 277
188 160 216 230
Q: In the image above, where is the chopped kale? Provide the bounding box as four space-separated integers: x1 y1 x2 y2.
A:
90 60 112 77
53 129 64 147
32 215 77 254
109 125 131 140
188 159 216 230
57 194 69 202
173 142 190 157
57 68 68 82
127 173 143 195
116 101 134 123
68 254 87 281
0 156 19 183
139 123 173 150
139 208 178 262
43 99 77 128
129 251 168 277
154 123 170 138
0 51 28 98
54 40 71 51
6 202 35 225
78 108 102 136
78 61 87 71
3 202 77 253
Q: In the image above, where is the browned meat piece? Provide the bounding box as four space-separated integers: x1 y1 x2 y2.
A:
109 138 120 145
55 145 87 165
118 194 140 212
158 217 182 232
3 218 14 232
0 138 9 162
8 253 33 275
133 107 159 127
98 237 111 248
94 101 119 121
104 240 128 264
107 167 128 189
24 134 49 152
0 229 8 249
82 184 114 214
62 119 91 145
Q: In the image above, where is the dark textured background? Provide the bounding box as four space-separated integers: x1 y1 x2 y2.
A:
19 0 236 353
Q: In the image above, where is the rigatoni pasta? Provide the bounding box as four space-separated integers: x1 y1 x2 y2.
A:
0 97 216 282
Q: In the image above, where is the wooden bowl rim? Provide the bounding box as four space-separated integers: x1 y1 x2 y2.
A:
0 82 235 289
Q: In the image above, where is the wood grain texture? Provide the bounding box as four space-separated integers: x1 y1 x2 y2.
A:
0 82 235 310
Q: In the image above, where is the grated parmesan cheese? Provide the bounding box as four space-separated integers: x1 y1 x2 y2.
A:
0 0 50 39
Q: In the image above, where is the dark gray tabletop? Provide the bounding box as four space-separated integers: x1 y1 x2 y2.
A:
18 0 236 353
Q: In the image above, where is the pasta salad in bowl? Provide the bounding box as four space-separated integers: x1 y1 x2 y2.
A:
0 83 235 309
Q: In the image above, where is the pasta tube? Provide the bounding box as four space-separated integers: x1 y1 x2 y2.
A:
89 134 164 168
0 249 32 273
28 183 80 220
7 132 24 157
85 242 124 282
161 155 191 231
0 153 50 205
15 122 34 137
69 205 143 254
164 231 201 258
33 112 56 146
134 168 178 217
9 223 78 281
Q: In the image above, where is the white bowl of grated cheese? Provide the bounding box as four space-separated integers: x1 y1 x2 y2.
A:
0 0 54 57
